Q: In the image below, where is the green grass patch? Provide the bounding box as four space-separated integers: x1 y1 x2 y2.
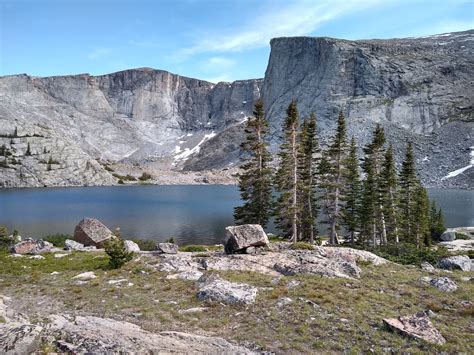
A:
179 245 208 252
289 242 314 250
42 234 71 248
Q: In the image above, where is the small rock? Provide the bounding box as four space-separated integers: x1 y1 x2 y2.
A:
179 307 208 314
54 253 68 258
383 312 446 345
286 280 301 289
156 243 178 254
124 240 140 253
64 239 84 251
29 255 45 260
166 271 203 281
276 297 293 307
108 279 128 285
420 262 435 272
50 271 60 275
72 272 97 281
8 254 23 258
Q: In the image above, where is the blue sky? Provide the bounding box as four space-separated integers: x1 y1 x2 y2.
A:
1 0 473 82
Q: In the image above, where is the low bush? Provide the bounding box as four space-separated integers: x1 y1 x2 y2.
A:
139 172 152 181
455 232 471 240
289 242 315 250
179 245 207 252
349 242 450 266
42 234 71 247
105 239 134 269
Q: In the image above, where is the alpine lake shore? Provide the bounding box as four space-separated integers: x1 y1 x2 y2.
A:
0 222 473 353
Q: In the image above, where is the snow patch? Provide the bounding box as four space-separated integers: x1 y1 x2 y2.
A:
174 131 216 162
186 133 193 137
422 156 429 162
174 146 181 154
441 165 473 180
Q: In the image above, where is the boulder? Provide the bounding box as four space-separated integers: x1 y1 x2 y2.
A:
197 276 257 304
64 239 84 251
0 323 44 354
156 242 178 254
439 231 456 241
166 271 203 281
420 262 435 272
224 224 269 254
438 255 472 271
73 218 114 248
10 239 53 255
430 277 458 292
124 240 140 253
383 312 446 345
422 276 458 292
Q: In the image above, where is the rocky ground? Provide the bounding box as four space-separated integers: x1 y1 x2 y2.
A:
0 243 473 353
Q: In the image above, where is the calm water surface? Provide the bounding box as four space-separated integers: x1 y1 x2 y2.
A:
0 186 472 245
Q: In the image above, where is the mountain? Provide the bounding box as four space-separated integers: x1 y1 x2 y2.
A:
0 30 472 188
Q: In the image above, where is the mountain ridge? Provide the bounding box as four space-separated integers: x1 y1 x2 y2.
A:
0 30 472 188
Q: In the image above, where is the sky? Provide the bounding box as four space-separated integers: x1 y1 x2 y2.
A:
0 0 473 82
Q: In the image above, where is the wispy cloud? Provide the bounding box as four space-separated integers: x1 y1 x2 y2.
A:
87 48 112 60
175 0 384 60
200 56 236 71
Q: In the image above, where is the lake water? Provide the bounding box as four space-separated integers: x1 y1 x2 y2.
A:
0 186 472 245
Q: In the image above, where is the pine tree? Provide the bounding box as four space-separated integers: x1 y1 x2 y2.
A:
234 99 273 228
25 142 31 156
429 200 445 241
275 100 300 242
360 152 377 246
342 136 360 244
381 144 399 243
324 111 348 245
399 142 418 244
414 184 430 248
360 124 386 246
297 113 319 243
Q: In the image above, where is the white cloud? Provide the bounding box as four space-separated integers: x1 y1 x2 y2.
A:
175 0 384 60
88 48 112 60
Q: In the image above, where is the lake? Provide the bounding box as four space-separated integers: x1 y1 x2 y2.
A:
0 186 472 245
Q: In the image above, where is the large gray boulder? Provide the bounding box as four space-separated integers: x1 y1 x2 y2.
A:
383 312 446 345
0 323 44 354
156 242 178 254
64 239 84 251
224 224 269 254
439 231 456 241
73 218 114 248
438 255 472 272
197 275 258 304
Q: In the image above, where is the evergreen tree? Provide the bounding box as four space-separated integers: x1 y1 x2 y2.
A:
399 143 418 244
381 144 400 243
360 124 386 246
323 111 348 245
234 99 273 228
342 136 360 244
429 200 445 241
275 100 300 242
297 113 319 243
25 142 31 156
414 184 430 248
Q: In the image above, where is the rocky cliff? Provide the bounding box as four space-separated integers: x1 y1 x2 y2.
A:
0 30 472 188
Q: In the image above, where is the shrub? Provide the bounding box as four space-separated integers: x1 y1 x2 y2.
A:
165 237 175 244
42 234 71 247
289 242 315 250
455 232 470 240
105 238 134 269
192 253 211 258
104 165 114 172
179 245 207 252
0 226 10 251
349 242 450 266
139 172 152 181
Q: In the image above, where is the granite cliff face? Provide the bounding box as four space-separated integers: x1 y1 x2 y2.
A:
0 30 472 188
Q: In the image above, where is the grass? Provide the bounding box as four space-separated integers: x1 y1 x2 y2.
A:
289 241 314 250
42 234 71 248
0 250 472 353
